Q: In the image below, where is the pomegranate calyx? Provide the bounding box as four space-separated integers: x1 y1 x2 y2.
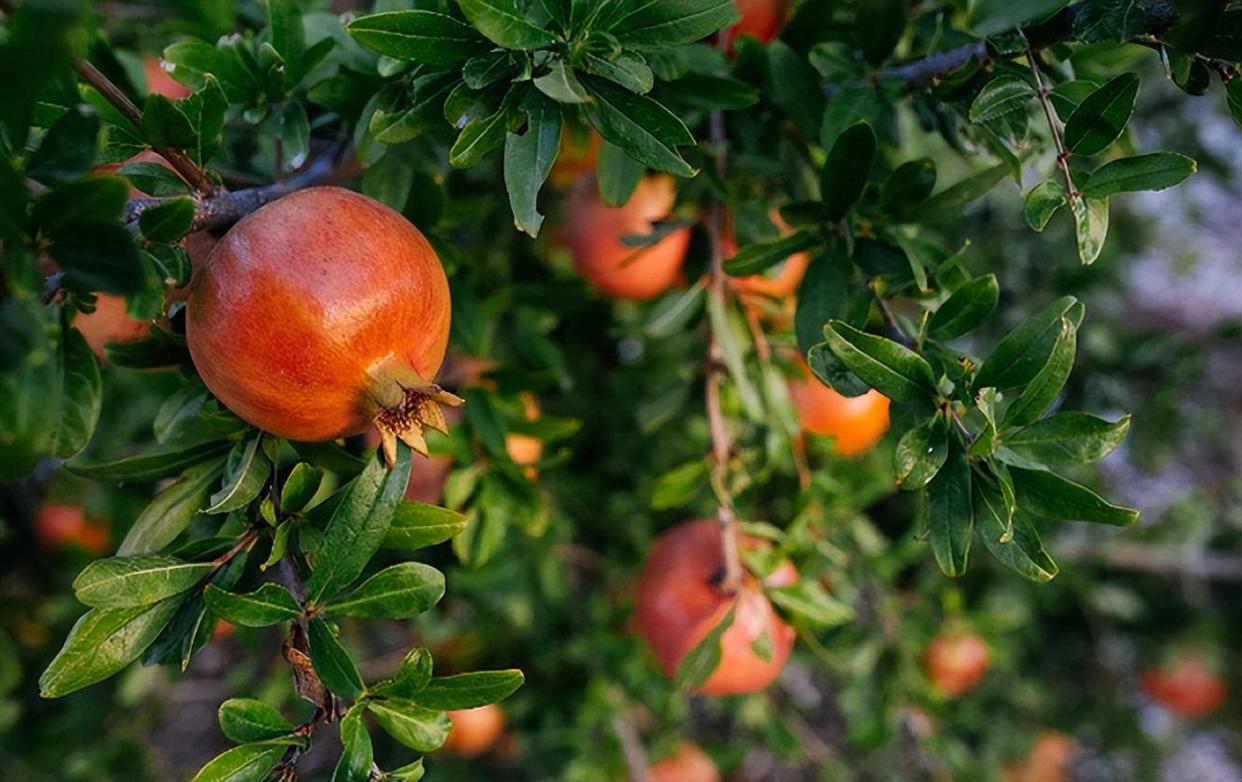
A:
373 385 464 467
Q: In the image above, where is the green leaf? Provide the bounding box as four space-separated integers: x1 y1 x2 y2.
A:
267 0 306 85
675 605 734 690
308 617 364 700
974 296 1080 391
768 41 826 138
504 92 562 237
895 414 949 490
1024 180 1067 232
1063 74 1139 156
189 742 289 782
900 163 1008 224
383 502 470 551
333 707 374 782
969 75 1035 125
32 176 128 235
1000 316 1076 428
370 647 433 700
1009 466 1139 526
306 446 411 605
970 0 1069 35
976 481 1058 582
323 563 445 620
821 122 875 221
582 75 696 177
138 197 196 243
117 161 190 197
820 321 937 402
39 600 179 697
1005 412 1130 465
581 52 654 95
366 699 451 752
606 0 740 49
1081 152 1197 198
415 670 525 709
204 583 302 627
879 158 936 213
723 231 819 277
1227 79 1242 127
218 698 296 743
1074 0 1148 43
118 459 226 556
280 463 324 513
534 59 590 103
49 221 146 296
143 94 196 151
387 759 426 782
74 555 214 609
928 274 999 340
458 0 557 48
28 106 100 184
1071 195 1109 265
651 460 708 510
67 440 230 482
347 11 490 65
766 582 854 629
52 327 102 460
597 140 644 206
794 244 851 355
450 87 520 169
924 441 972 577
807 341 870 398
204 433 270 514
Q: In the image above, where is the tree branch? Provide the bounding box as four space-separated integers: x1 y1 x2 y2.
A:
610 713 651 782
1023 38 1079 205
71 58 217 194
1059 540 1242 582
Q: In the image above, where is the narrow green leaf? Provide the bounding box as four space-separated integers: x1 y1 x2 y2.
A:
370 647 433 699
1009 466 1139 526
450 88 520 169
218 698 296 744
366 699 451 752
204 433 270 514
1000 317 1076 428
204 583 302 627
880 158 936 213
1081 152 1196 198
766 582 854 628
723 231 819 277
925 441 973 577
52 327 102 460
675 605 734 690
458 0 557 48
118 459 225 556
581 52 653 95
1005 412 1130 465
607 0 739 49
189 742 288 782
974 296 1079 391
534 59 589 103
308 617 364 700
1024 180 1067 232
504 92 562 237
1072 195 1109 265
794 244 851 355
138 197 196 243
66 441 230 482
74 555 214 608
928 275 999 340
820 320 937 402
415 670 525 709
383 502 470 551
969 75 1035 124
899 164 1008 223
821 122 875 221
323 563 445 620
596 139 643 206
976 481 1058 582
582 75 695 177
346 11 490 65
1063 73 1139 156
332 707 374 782
895 414 949 489
280 463 324 513
39 600 179 697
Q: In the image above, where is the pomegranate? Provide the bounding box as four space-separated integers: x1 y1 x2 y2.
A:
36 503 110 556
925 630 989 698
186 186 457 462
726 210 809 301
506 392 543 478
76 294 152 358
442 704 505 757
550 128 600 189
787 358 890 455
636 519 795 696
648 743 719 782
722 0 789 53
1003 732 1076 782
566 175 690 301
1141 652 1227 718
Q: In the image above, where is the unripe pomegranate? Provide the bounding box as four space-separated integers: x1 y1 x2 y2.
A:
722 0 789 53
36 503 110 556
145 56 190 99
566 175 690 301
925 630 989 698
442 705 505 757
636 520 795 696
1141 652 1226 718
187 187 457 461
726 210 809 301
787 358 890 455
648 743 719 782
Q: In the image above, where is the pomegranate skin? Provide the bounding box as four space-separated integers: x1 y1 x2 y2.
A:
648 743 720 782
1141 654 1227 718
566 175 690 301
187 187 450 442
723 0 789 52
76 293 151 359
925 632 990 698
36 504 110 556
636 520 795 696
788 359 891 456
443 705 505 757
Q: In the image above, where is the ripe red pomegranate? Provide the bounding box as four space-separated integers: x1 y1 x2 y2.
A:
722 0 789 52
566 175 690 301
187 187 457 461
442 705 505 757
787 357 890 455
36 503 110 556
1141 652 1227 718
648 743 719 782
925 630 989 698
636 520 795 696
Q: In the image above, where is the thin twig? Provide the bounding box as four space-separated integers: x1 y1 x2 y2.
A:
71 59 216 194
871 282 914 348
610 714 651 782
1022 41 1079 205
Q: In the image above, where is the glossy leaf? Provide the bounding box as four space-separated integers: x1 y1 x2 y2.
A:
820 321 937 402
370 647 433 699
458 0 557 49
969 75 1035 124
415 669 525 709
67 440 230 482
51 327 102 460
1081 152 1196 198
1063 74 1139 156
1000 316 1076 428
332 707 373 782
925 441 972 577
204 583 302 627
366 699 451 752
767 582 854 628
280 462 323 513
1005 412 1130 465
323 563 445 620
1009 467 1140 526
880 158 936 213
204 433 270 514
723 231 819 277
895 414 949 489
118 459 225 556
928 275 999 340
675 605 734 690
821 122 875 221
383 502 470 551
974 296 1080 391
976 481 1058 582
504 92 561 237
1024 180 1066 232
39 600 179 697
74 555 214 608
582 76 695 177
307 617 364 700
607 0 739 49
347 11 489 65
218 698 296 744
596 139 643 206
1072 195 1109 265
189 742 289 782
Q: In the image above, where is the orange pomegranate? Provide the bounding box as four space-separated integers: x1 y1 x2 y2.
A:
636 520 795 696
925 630 989 698
35 504 110 556
566 175 690 301
722 0 789 52
145 56 190 99
1141 652 1227 718
726 210 809 300
648 743 719 782
75 294 151 358
787 358 890 455
550 128 600 189
506 393 543 478
1003 732 1076 782
187 187 457 461
442 705 505 757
